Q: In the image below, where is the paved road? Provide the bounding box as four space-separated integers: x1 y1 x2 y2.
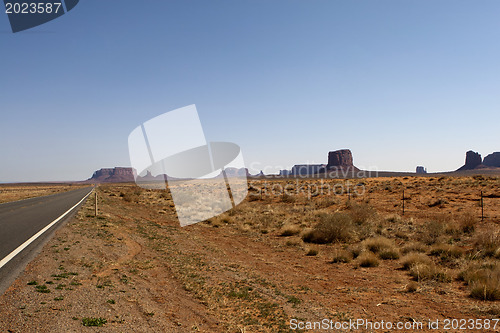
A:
0 186 93 294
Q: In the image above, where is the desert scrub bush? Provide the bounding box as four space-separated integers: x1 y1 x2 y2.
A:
314 197 337 209
379 248 400 260
279 224 301 237
459 263 500 301
401 242 427 254
362 237 400 260
358 252 379 267
457 212 477 234
385 214 403 224
405 281 418 293
285 239 300 247
422 219 447 245
331 249 352 263
474 230 500 257
428 198 447 208
280 194 295 203
302 213 355 244
348 245 363 259
362 236 394 253
401 253 432 270
305 248 318 256
429 244 463 260
409 263 451 282
347 202 376 225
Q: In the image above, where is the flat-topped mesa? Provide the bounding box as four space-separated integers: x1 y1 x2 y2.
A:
457 151 483 171
484 152 500 168
327 149 357 169
89 167 136 183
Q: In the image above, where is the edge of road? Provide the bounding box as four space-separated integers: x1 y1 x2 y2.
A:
0 186 94 295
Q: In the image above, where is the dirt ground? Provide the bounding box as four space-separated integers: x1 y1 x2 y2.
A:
0 176 499 332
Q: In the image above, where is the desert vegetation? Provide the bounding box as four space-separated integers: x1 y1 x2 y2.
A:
0 175 499 332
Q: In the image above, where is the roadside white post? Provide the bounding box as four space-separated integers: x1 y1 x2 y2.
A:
95 190 98 217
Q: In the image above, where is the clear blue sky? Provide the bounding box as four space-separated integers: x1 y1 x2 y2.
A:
1 1 499 182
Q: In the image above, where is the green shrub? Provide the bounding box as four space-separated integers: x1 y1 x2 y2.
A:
82 317 107 327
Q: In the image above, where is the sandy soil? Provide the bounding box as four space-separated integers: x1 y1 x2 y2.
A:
0 176 499 332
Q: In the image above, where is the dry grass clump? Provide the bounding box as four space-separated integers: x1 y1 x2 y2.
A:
314 197 337 209
347 203 375 240
348 245 363 259
405 281 419 293
459 263 500 301
473 230 500 258
305 248 318 256
281 194 296 203
358 252 379 267
279 224 301 237
402 242 428 254
401 253 432 270
331 249 352 263
385 214 403 224
457 212 477 234
422 219 447 245
429 244 463 260
428 198 447 208
206 214 232 228
348 203 376 224
363 237 394 253
362 237 400 260
409 263 451 282
379 248 400 260
302 213 354 244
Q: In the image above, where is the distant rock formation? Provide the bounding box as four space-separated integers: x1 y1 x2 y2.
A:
290 164 326 176
457 151 483 171
279 169 291 177
89 167 136 183
325 149 360 173
484 152 500 168
222 167 250 178
88 166 249 183
327 149 353 168
416 166 427 174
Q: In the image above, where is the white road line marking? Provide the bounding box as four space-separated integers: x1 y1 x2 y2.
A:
0 188 94 270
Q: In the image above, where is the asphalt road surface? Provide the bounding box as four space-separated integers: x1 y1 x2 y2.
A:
0 186 93 294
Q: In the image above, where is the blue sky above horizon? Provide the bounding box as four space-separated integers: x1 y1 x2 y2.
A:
1 1 499 182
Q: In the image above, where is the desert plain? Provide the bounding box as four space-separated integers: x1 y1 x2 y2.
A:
0 175 499 332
